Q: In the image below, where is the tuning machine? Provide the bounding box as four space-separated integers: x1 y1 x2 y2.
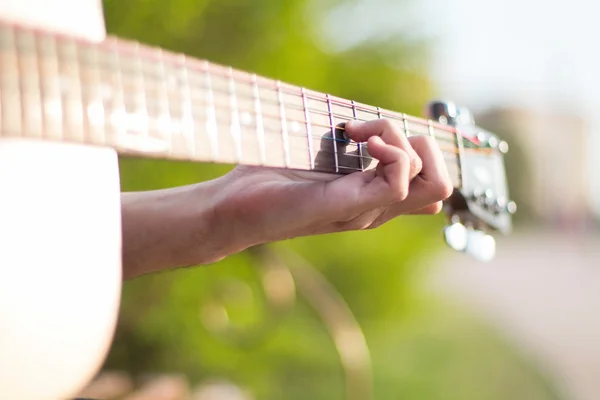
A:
443 220 496 262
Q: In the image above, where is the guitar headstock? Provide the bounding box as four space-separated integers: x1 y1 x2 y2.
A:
426 101 517 262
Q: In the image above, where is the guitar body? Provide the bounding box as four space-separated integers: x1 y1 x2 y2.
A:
0 1 122 399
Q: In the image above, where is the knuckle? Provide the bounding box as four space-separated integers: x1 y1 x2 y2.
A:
431 176 454 200
391 183 410 202
411 155 423 175
380 118 397 130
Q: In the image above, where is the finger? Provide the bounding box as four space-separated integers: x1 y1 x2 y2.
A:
376 136 452 213
402 201 444 215
361 136 412 204
368 137 453 222
406 136 454 203
345 119 422 179
367 200 444 229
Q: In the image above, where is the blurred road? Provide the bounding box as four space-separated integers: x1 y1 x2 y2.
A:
428 230 600 400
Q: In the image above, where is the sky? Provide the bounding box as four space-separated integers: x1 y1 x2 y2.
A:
325 0 600 214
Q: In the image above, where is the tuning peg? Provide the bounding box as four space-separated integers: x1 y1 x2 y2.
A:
465 229 496 262
443 222 468 252
426 101 474 126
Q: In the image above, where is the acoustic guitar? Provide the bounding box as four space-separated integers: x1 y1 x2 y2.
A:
0 1 515 399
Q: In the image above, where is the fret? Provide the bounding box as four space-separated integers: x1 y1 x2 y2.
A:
151 49 171 155
185 58 213 160
325 94 339 173
178 55 197 159
103 38 127 151
276 81 291 167
16 29 43 139
227 67 242 162
132 43 150 143
203 61 219 160
301 88 314 170
377 106 383 120
0 25 22 138
404 118 431 138
455 127 466 188
351 100 364 171
402 113 410 137
57 35 84 143
252 74 267 165
427 119 435 139
257 85 285 167
77 38 104 146
37 32 62 140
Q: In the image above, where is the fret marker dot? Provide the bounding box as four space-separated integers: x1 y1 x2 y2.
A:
291 121 300 132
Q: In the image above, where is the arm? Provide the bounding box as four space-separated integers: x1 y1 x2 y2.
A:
121 119 453 279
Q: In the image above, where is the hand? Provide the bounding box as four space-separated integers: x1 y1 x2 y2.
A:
121 119 454 278
212 119 454 254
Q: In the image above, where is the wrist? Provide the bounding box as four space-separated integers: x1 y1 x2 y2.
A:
121 178 238 278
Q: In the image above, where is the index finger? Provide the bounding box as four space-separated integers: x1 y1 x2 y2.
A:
345 119 422 177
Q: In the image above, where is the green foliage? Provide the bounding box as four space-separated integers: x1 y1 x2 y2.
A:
102 0 561 398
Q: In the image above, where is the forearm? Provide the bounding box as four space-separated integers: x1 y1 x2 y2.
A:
120 177 242 279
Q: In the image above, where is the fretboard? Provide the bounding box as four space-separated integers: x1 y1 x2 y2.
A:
0 21 462 187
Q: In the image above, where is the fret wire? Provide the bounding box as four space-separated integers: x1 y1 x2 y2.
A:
35 30 47 139
1 25 21 137
377 106 383 120
402 113 410 137
326 94 339 173
62 36 86 142
132 42 149 142
180 54 196 158
110 39 127 150
83 39 106 145
350 100 364 171
18 30 43 139
156 49 173 156
455 127 466 189
276 80 291 167
427 119 435 139
227 66 242 162
204 60 218 160
301 87 314 170
251 73 266 165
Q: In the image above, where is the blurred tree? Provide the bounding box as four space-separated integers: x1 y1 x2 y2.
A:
101 0 562 399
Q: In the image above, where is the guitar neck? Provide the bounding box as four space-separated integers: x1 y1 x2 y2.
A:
0 20 462 187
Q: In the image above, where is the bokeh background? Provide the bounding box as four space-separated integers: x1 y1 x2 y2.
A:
79 0 599 399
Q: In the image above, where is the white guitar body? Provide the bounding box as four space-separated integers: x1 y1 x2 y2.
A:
0 1 121 399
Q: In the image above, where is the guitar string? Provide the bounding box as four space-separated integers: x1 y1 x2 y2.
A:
108 58 478 147
0 22 477 148
101 36 474 145
67 78 490 158
3 33 490 179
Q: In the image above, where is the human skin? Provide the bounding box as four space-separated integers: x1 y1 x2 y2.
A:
121 119 454 279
